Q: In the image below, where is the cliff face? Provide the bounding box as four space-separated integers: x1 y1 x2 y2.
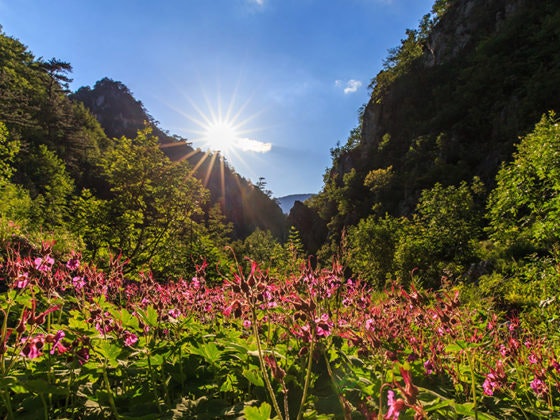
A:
331 0 560 219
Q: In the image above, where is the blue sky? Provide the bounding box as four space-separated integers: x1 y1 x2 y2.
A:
1 0 433 197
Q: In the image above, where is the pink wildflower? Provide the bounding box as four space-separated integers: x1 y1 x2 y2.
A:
483 373 499 396
168 308 181 319
123 331 138 347
424 359 434 375
243 319 252 329
315 313 333 338
20 334 45 359
34 255 54 272
49 330 68 355
385 390 405 420
530 377 547 396
72 276 86 290
66 257 80 270
76 347 90 365
528 353 539 364
15 272 29 289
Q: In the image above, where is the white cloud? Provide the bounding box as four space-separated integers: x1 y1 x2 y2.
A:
250 0 264 5
336 79 362 94
236 138 272 153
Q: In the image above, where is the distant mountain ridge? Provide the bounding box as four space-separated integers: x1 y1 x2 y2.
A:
276 194 314 214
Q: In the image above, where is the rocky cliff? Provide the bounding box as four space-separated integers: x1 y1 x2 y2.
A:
326 0 560 223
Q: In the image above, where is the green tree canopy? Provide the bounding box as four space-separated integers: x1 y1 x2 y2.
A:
487 112 560 255
79 127 209 274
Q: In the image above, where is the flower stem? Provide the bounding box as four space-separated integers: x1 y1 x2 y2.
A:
252 308 284 420
296 330 316 420
102 365 120 419
323 348 351 420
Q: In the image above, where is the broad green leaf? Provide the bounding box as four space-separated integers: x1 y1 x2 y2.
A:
110 307 139 330
454 402 475 415
94 339 122 367
445 341 468 353
1 376 26 394
243 402 272 420
243 367 264 387
190 342 222 365
136 305 159 328
21 379 67 395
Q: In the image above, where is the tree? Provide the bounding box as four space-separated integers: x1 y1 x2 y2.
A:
0 122 19 180
394 179 484 286
91 127 208 274
256 176 273 198
487 112 560 255
284 226 305 269
26 144 75 227
344 215 402 287
0 122 31 240
235 228 287 272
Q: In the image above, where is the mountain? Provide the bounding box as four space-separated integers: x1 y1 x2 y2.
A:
311 0 560 236
73 78 286 240
276 194 314 214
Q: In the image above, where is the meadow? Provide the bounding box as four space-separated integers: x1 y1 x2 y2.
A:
1 243 558 419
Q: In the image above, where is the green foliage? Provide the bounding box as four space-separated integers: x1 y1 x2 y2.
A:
234 228 287 272
0 122 19 180
0 180 32 242
314 0 560 266
26 144 75 227
395 179 484 286
344 215 402 287
70 188 111 260
284 226 306 271
345 179 484 288
487 112 560 256
364 165 393 193
93 127 209 275
2 246 560 419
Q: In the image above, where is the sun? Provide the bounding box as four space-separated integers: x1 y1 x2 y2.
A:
202 120 240 153
166 85 273 167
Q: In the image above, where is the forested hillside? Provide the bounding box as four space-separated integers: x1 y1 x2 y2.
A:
0 29 287 280
293 0 560 295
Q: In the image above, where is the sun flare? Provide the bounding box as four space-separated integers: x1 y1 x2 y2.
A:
179 89 272 161
202 120 240 153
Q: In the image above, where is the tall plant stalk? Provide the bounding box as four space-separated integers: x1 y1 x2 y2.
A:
251 307 284 420
296 329 316 420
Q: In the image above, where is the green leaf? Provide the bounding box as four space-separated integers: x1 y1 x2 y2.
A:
243 367 264 387
190 342 222 365
110 307 139 330
445 340 468 353
21 379 67 395
1 376 26 394
454 402 475 415
94 339 122 367
137 305 159 328
243 402 272 420
219 374 237 393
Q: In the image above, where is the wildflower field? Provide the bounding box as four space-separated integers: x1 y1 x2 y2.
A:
1 244 559 419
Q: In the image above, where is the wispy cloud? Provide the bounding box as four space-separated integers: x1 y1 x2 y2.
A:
335 79 363 94
236 138 272 153
249 0 265 6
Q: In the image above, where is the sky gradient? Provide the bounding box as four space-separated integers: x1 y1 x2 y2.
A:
1 0 433 197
